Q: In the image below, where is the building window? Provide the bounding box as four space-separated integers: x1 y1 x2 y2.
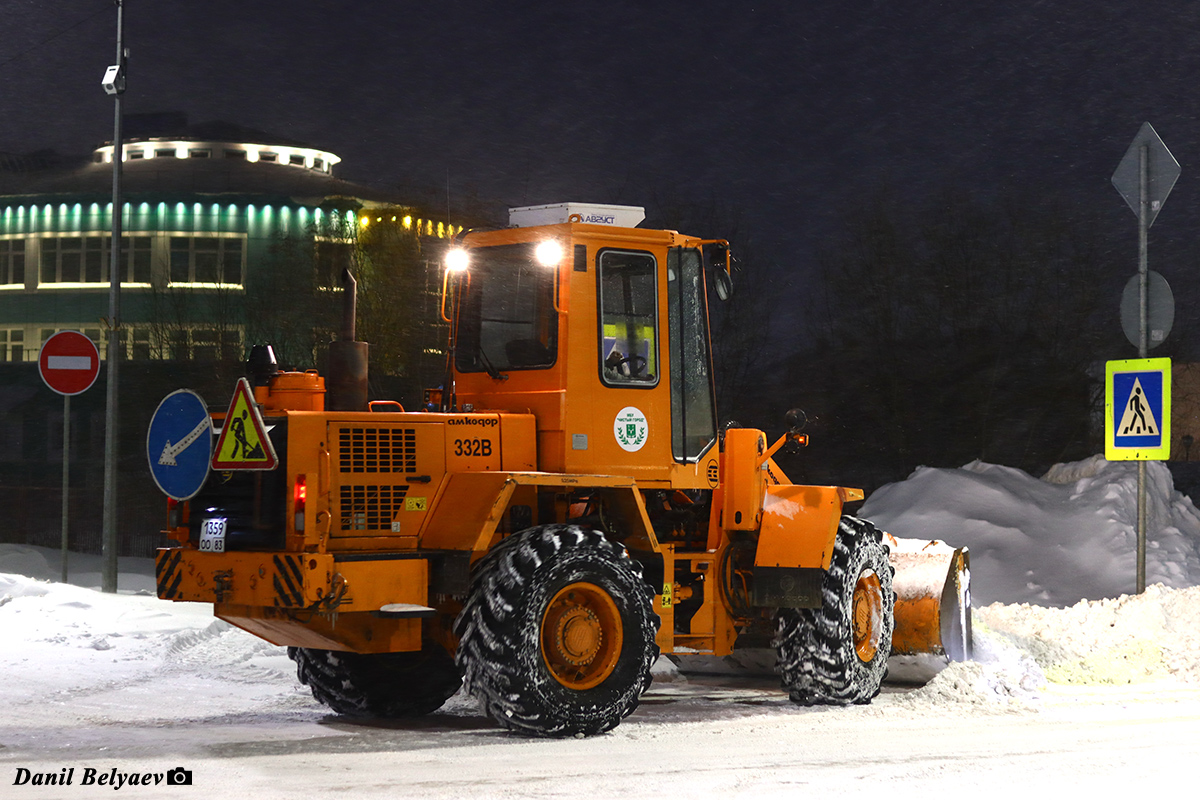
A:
36 327 161 362
41 237 99 283
38 236 151 285
155 148 176 158
0 329 24 362
1 239 24 285
289 154 305 166
189 149 211 158
314 158 325 171
128 150 145 160
315 240 353 288
225 150 247 160
166 327 241 361
259 152 277 163
169 236 244 285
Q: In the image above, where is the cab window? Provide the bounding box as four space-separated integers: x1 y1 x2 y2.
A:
668 247 717 461
455 243 557 374
598 250 658 387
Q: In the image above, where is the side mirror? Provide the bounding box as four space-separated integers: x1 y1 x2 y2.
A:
713 269 733 301
703 242 733 300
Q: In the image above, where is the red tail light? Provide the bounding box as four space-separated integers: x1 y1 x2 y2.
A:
294 476 307 531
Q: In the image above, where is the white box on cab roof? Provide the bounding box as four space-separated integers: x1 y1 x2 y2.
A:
508 203 645 229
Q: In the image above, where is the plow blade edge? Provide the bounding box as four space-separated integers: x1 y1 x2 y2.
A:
886 535 972 661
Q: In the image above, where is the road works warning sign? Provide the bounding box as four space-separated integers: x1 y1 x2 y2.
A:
1106 358 1171 461
211 377 278 470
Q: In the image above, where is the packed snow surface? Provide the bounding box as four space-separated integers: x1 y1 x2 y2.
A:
3 455 1200 796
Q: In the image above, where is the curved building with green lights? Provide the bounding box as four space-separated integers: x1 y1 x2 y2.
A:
0 116 458 366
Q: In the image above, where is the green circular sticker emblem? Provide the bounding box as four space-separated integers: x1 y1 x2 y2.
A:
614 406 649 452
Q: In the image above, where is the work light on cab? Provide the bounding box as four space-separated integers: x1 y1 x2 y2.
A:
534 240 563 267
445 248 469 272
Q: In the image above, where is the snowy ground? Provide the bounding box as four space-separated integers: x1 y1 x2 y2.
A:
4 455 1200 797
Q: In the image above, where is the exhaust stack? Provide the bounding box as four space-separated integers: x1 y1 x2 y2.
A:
326 268 369 411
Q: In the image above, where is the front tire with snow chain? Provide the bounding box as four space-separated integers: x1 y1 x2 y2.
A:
288 644 461 717
453 524 660 737
774 516 895 705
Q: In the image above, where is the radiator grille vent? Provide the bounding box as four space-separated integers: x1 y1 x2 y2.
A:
339 484 409 531
338 427 417 473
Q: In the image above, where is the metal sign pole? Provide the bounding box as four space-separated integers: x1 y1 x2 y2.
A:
1111 122 1179 596
1137 143 1148 594
101 0 125 594
60 394 70 583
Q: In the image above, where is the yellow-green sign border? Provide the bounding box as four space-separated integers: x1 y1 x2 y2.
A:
1105 358 1171 461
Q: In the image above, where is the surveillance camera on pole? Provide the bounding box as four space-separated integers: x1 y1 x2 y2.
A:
101 64 125 96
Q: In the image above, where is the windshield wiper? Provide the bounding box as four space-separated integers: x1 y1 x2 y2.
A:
477 348 508 381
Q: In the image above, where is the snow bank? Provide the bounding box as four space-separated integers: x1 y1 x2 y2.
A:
884 583 1200 713
862 455 1200 605
0 542 158 594
976 584 1200 685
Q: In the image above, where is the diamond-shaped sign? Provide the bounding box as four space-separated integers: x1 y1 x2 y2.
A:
1112 122 1180 228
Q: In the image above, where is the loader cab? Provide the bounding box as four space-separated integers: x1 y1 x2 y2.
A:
448 203 724 489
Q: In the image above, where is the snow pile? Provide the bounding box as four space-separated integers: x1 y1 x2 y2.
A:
887 624 1046 713
888 583 1200 711
0 543 158 594
975 584 1200 685
862 455 1200 605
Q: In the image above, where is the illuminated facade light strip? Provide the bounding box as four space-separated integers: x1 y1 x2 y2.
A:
92 140 341 173
359 214 464 239
166 282 245 290
37 282 154 290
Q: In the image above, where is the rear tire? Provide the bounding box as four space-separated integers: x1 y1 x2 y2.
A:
289 644 461 717
453 524 659 737
774 516 895 705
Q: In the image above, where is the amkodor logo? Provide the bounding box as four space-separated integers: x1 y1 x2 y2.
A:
13 766 193 789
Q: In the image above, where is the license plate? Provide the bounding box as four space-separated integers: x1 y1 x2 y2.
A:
199 518 227 553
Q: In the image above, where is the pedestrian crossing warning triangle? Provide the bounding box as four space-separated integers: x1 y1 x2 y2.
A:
211 377 278 470
1117 377 1160 437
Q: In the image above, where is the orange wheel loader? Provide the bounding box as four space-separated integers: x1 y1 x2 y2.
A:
151 203 970 737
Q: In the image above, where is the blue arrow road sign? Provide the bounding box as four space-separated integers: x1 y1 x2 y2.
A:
147 390 212 501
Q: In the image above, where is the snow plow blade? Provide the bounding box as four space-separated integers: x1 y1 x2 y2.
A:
886 535 972 661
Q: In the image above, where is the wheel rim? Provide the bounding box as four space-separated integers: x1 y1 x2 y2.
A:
540 582 623 691
852 569 883 663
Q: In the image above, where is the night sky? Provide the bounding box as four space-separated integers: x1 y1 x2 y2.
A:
6 2 1200 346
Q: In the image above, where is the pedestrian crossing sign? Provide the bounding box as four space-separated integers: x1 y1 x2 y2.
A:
211 377 278 470
1106 358 1171 461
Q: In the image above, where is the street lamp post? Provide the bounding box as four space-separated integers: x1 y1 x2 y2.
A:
100 0 127 593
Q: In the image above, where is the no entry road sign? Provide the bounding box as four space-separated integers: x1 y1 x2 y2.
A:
39 331 100 396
